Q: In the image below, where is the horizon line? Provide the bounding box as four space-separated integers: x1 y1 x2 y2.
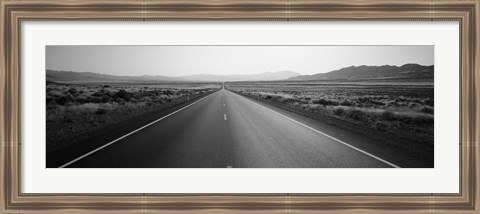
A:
46 63 434 77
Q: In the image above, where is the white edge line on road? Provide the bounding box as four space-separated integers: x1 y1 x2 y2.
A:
238 93 401 168
58 92 217 168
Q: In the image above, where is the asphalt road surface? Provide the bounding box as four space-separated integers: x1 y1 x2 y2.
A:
62 88 406 168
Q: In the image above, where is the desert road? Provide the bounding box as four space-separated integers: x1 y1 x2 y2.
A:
59 88 415 168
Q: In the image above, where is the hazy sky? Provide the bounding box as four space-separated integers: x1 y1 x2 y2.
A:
46 46 433 76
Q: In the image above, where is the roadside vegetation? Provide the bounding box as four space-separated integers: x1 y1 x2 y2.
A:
46 82 221 151
226 81 434 149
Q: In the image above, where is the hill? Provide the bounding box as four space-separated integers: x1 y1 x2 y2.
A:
288 64 434 81
46 70 301 83
181 70 300 82
46 70 183 83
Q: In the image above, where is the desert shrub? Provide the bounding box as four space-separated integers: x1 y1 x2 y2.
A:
358 97 384 106
311 98 338 106
279 97 298 103
114 98 125 103
131 92 143 100
146 100 155 106
96 115 108 123
46 97 55 104
68 103 100 114
358 97 370 103
395 112 434 124
408 102 420 108
387 101 399 107
302 104 318 112
373 120 388 131
87 96 104 103
68 88 78 94
346 108 367 121
101 95 112 103
47 101 59 107
95 108 108 115
114 90 132 101
47 90 64 98
129 98 139 103
92 90 107 97
340 100 354 106
63 116 74 123
75 96 88 103
371 100 385 105
56 95 74 105
382 110 395 121
163 90 173 95
333 107 345 115
155 97 168 104
46 105 65 122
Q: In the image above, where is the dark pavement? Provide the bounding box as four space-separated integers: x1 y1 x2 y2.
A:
64 88 406 168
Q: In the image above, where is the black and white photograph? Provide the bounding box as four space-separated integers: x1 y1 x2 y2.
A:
46 45 434 168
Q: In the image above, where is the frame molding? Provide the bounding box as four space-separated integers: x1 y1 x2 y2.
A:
1 0 478 213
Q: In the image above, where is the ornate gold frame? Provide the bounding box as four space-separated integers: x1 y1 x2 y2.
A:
1 0 479 213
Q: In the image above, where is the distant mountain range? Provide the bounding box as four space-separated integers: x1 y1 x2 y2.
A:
46 64 433 83
181 70 300 82
288 64 433 81
46 70 181 82
46 70 301 83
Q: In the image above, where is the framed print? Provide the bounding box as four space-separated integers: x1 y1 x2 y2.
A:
1 0 479 213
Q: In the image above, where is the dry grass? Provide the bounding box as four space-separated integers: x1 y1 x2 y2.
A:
46 82 222 149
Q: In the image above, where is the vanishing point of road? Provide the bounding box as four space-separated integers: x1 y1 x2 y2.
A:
59 87 423 168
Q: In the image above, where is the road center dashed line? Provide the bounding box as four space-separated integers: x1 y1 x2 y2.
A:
224 114 227 121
